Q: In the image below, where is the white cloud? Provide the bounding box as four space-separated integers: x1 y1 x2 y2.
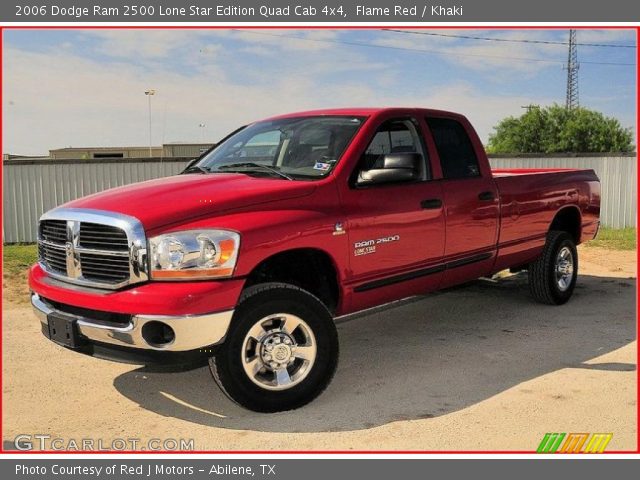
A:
81 30 212 59
227 29 342 52
576 29 636 44
3 44 543 155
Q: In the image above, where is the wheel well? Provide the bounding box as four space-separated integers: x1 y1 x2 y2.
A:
550 207 581 243
244 249 340 313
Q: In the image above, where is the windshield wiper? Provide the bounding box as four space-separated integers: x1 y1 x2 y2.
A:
218 162 293 181
182 164 210 174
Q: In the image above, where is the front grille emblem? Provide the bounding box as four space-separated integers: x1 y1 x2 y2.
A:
64 220 82 279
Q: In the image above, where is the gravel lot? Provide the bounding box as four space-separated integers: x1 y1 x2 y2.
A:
2 246 636 451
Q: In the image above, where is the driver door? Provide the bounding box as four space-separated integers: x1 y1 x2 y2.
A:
342 117 445 311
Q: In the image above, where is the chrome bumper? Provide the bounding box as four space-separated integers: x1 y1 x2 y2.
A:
31 293 234 352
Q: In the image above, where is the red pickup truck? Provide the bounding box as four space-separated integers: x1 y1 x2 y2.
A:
30 108 600 412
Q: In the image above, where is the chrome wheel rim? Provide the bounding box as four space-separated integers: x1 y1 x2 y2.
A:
555 246 575 292
241 313 317 391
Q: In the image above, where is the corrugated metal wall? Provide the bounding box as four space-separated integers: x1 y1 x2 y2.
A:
3 158 189 243
2 155 636 243
489 155 636 230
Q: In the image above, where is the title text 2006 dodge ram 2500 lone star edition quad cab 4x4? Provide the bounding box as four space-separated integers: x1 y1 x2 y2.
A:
30 108 600 412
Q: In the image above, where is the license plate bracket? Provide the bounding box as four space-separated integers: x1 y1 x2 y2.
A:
47 313 81 348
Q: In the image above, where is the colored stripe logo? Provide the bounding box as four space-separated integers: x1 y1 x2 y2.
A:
537 433 612 453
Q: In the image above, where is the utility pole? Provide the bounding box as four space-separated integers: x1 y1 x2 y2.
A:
144 89 156 157
565 30 579 110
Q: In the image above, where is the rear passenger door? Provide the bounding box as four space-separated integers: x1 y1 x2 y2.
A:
425 116 499 287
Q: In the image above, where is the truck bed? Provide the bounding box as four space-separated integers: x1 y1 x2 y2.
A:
490 167 601 272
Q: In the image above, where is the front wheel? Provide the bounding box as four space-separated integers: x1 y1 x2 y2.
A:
528 231 578 305
209 282 339 412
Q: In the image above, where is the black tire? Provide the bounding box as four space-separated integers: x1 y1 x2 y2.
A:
528 231 578 305
209 282 339 412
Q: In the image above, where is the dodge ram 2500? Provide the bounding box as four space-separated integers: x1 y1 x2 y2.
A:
30 108 600 412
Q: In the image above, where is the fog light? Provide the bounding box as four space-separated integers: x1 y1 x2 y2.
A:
141 321 175 347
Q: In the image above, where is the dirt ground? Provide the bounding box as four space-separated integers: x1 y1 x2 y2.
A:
2 246 636 451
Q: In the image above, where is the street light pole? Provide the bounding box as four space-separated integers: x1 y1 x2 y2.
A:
199 123 206 143
144 89 156 157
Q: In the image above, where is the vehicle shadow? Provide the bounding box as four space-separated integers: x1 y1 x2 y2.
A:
113 273 636 433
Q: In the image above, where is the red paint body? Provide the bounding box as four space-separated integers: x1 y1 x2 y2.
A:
29 108 600 317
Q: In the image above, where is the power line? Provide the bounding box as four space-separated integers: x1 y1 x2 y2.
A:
382 29 637 49
233 30 636 67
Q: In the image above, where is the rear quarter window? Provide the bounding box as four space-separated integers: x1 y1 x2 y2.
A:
426 117 480 179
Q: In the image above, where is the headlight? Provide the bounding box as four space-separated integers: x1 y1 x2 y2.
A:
149 230 240 280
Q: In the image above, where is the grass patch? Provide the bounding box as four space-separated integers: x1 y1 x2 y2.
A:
3 243 37 305
3 243 38 275
586 227 636 251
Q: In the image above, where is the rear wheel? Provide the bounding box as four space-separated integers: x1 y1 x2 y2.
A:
209 282 339 412
528 231 578 305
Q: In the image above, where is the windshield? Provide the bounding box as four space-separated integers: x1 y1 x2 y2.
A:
196 116 365 180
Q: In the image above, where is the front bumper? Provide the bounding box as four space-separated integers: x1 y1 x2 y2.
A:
32 293 234 360
29 263 244 316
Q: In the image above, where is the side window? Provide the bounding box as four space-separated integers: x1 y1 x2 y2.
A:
361 118 429 179
426 117 480 179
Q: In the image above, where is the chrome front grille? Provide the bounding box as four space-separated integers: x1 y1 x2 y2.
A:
79 222 129 251
40 219 68 244
37 208 148 290
38 236 67 275
79 252 130 283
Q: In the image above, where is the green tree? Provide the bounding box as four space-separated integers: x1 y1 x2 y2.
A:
487 104 634 154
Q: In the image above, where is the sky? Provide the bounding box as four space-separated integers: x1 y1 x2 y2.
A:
2 28 637 156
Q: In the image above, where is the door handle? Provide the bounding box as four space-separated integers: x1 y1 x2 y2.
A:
421 198 443 209
478 191 495 201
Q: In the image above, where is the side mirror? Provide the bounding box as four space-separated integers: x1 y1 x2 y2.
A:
356 153 421 186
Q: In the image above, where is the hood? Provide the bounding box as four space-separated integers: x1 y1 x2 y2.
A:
63 173 316 231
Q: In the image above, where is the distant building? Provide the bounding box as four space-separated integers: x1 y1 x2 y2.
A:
49 146 163 159
3 154 49 161
47 143 216 160
162 143 215 158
